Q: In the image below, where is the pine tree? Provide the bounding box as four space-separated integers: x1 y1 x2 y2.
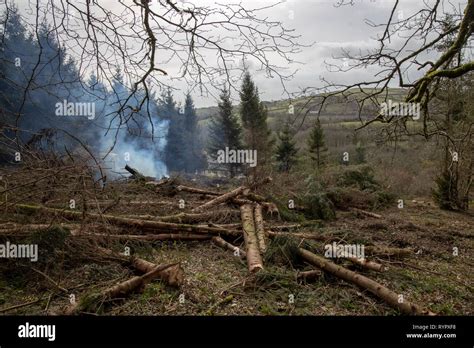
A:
239 71 271 164
162 89 186 172
182 93 205 172
275 121 298 172
307 118 327 169
208 88 243 177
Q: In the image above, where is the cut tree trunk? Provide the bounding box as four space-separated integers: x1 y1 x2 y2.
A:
192 186 248 212
176 185 220 196
347 257 388 272
240 204 263 273
97 247 184 287
13 204 240 236
124 165 145 180
253 204 267 253
82 233 213 241
350 208 382 219
211 236 246 259
298 248 435 315
64 262 179 314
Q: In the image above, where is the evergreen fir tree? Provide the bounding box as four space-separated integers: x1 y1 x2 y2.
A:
239 71 271 166
162 89 186 172
275 121 298 172
307 117 327 169
208 88 243 177
182 93 205 172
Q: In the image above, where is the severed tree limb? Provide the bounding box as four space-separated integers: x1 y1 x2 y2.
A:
211 236 246 259
13 204 239 236
64 262 179 315
364 246 413 257
350 208 382 219
124 165 146 180
81 233 213 241
298 248 435 315
191 186 248 212
346 257 388 272
253 204 267 253
240 204 263 273
97 247 184 287
176 185 220 196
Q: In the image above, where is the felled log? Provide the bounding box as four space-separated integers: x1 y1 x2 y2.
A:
14 204 240 237
253 204 267 253
82 233 213 241
347 257 388 272
350 208 382 219
240 204 263 273
65 262 179 315
124 165 145 180
364 246 413 257
176 185 220 196
298 248 435 315
211 236 246 259
97 247 184 287
192 186 248 212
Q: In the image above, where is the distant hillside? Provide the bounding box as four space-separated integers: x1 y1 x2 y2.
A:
196 88 407 133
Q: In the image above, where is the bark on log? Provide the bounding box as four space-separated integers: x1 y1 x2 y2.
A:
124 165 145 180
240 204 263 273
298 248 435 315
82 233 212 241
14 204 240 236
253 204 267 253
364 246 413 257
65 262 178 314
176 185 220 196
347 257 388 272
97 247 184 287
350 208 382 219
211 236 246 259
192 186 248 212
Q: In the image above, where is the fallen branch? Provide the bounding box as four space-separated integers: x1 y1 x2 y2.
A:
192 186 248 212
350 208 382 219
211 236 246 259
298 248 435 315
81 233 213 241
65 262 179 315
124 165 146 180
346 257 388 272
97 247 184 287
13 204 240 236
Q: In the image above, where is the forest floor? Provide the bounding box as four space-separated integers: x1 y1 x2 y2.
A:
0 175 472 316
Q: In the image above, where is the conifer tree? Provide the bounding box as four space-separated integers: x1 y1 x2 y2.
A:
239 71 271 166
208 88 243 177
307 117 327 169
275 121 298 172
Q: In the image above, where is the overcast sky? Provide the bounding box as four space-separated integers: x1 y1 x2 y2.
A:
10 0 468 107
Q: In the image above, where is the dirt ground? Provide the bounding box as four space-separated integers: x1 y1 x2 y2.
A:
0 178 472 316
